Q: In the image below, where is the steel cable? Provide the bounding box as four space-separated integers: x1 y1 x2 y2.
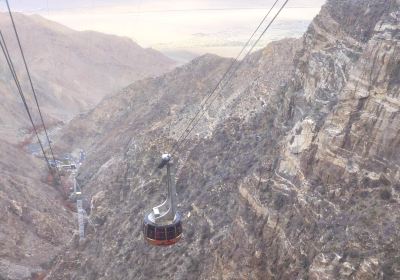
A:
172 0 290 155
0 31 52 171
5 0 57 165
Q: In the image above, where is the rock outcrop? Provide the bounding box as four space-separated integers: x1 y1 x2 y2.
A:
0 139 74 280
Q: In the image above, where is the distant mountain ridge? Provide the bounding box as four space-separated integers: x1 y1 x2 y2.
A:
0 12 175 142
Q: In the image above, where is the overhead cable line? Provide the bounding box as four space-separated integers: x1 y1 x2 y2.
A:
0 31 52 171
171 0 290 155
5 0 57 165
171 0 280 155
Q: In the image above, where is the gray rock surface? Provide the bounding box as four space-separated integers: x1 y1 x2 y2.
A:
0 139 74 280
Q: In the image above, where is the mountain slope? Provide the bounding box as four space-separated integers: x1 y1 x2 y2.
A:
0 139 74 280
46 0 399 279
47 38 301 280
0 12 175 142
0 12 175 280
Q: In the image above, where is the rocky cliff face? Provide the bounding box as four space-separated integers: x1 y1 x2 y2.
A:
46 0 399 279
0 139 74 280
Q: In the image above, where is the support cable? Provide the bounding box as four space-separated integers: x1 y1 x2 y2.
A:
172 0 289 154
171 0 281 154
5 0 57 164
0 31 52 171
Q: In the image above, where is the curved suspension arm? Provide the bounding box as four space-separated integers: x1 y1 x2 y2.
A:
152 154 177 223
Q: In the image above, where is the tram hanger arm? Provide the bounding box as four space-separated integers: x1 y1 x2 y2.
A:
157 153 172 169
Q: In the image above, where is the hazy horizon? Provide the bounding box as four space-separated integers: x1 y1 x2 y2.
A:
0 0 326 58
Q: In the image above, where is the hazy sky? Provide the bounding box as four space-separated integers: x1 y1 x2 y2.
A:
1 0 326 57
2 1 326 11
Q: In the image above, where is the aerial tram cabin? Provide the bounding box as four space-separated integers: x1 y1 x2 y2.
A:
143 154 182 246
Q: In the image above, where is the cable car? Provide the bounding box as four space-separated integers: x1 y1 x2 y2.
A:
143 154 182 246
